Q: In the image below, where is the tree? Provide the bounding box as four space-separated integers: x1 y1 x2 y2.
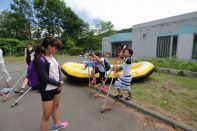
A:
33 0 65 37
0 0 117 55
117 28 132 33
33 0 87 48
0 0 34 40
0 11 16 38
78 31 101 52
10 0 34 39
61 7 88 41
92 19 115 34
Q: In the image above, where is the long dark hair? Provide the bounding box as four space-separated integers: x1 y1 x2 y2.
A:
41 36 61 50
33 45 44 68
33 36 61 67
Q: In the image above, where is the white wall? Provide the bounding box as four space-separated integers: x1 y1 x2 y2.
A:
177 34 194 59
102 37 112 54
132 16 197 59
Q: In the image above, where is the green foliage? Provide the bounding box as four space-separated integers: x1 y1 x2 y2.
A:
33 0 65 36
0 38 38 56
78 32 101 52
69 47 83 55
117 28 132 33
0 0 117 55
92 19 115 34
0 38 26 55
0 0 33 40
61 37 83 55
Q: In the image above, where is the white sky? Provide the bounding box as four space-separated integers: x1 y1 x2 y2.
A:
65 0 197 30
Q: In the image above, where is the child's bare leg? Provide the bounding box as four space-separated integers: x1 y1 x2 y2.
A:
22 78 28 89
14 78 28 93
125 91 133 100
128 91 132 97
91 70 95 80
114 89 123 99
117 89 121 95
89 70 96 86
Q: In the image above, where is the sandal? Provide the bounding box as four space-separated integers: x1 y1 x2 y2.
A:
114 95 123 99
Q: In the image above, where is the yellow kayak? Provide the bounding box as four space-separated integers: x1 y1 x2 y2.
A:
61 62 155 82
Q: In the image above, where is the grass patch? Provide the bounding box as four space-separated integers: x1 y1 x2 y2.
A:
4 54 75 63
4 56 24 63
135 58 197 72
110 72 197 128
56 54 76 59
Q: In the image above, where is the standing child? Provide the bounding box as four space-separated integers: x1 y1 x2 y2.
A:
0 48 12 84
25 43 35 65
35 36 68 131
15 43 35 93
114 48 133 100
89 52 107 91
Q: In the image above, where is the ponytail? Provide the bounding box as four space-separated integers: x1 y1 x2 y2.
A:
33 45 44 67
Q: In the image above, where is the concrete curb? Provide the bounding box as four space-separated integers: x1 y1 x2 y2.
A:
156 67 197 77
102 91 195 131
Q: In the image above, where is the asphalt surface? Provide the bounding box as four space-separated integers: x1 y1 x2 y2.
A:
0 58 174 131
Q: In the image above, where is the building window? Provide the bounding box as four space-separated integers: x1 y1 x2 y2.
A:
192 34 197 59
172 36 178 57
143 33 146 39
156 36 171 58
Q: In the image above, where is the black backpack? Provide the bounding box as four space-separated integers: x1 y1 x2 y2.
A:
103 58 110 71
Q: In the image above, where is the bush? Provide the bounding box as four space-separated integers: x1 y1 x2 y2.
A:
0 38 26 55
69 47 83 55
0 38 38 56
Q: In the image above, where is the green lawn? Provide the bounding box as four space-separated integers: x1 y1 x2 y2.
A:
4 56 24 63
4 54 75 63
135 58 197 72
110 72 197 128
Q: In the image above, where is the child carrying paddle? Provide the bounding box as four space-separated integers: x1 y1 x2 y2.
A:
114 48 133 100
89 52 109 92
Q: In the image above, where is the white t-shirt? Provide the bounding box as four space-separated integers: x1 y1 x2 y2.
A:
30 52 35 61
44 55 60 91
96 58 105 72
122 57 131 76
0 49 4 64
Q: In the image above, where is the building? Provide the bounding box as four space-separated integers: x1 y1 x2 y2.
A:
102 11 197 60
102 33 132 57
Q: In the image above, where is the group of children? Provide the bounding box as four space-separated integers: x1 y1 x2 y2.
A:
88 48 133 100
1 37 68 131
1 36 133 131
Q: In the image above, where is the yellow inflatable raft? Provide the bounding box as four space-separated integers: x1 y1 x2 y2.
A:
61 62 155 82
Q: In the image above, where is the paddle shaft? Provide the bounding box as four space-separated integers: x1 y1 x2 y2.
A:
101 46 127 109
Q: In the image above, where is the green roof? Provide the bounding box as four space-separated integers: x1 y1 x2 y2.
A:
158 24 197 37
110 33 132 42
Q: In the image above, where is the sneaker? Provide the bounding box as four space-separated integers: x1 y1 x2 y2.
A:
125 96 133 100
101 86 107 92
14 88 26 93
0 88 12 94
52 121 69 131
114 95 123 99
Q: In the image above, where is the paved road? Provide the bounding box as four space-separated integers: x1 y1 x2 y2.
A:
0 58 173 131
